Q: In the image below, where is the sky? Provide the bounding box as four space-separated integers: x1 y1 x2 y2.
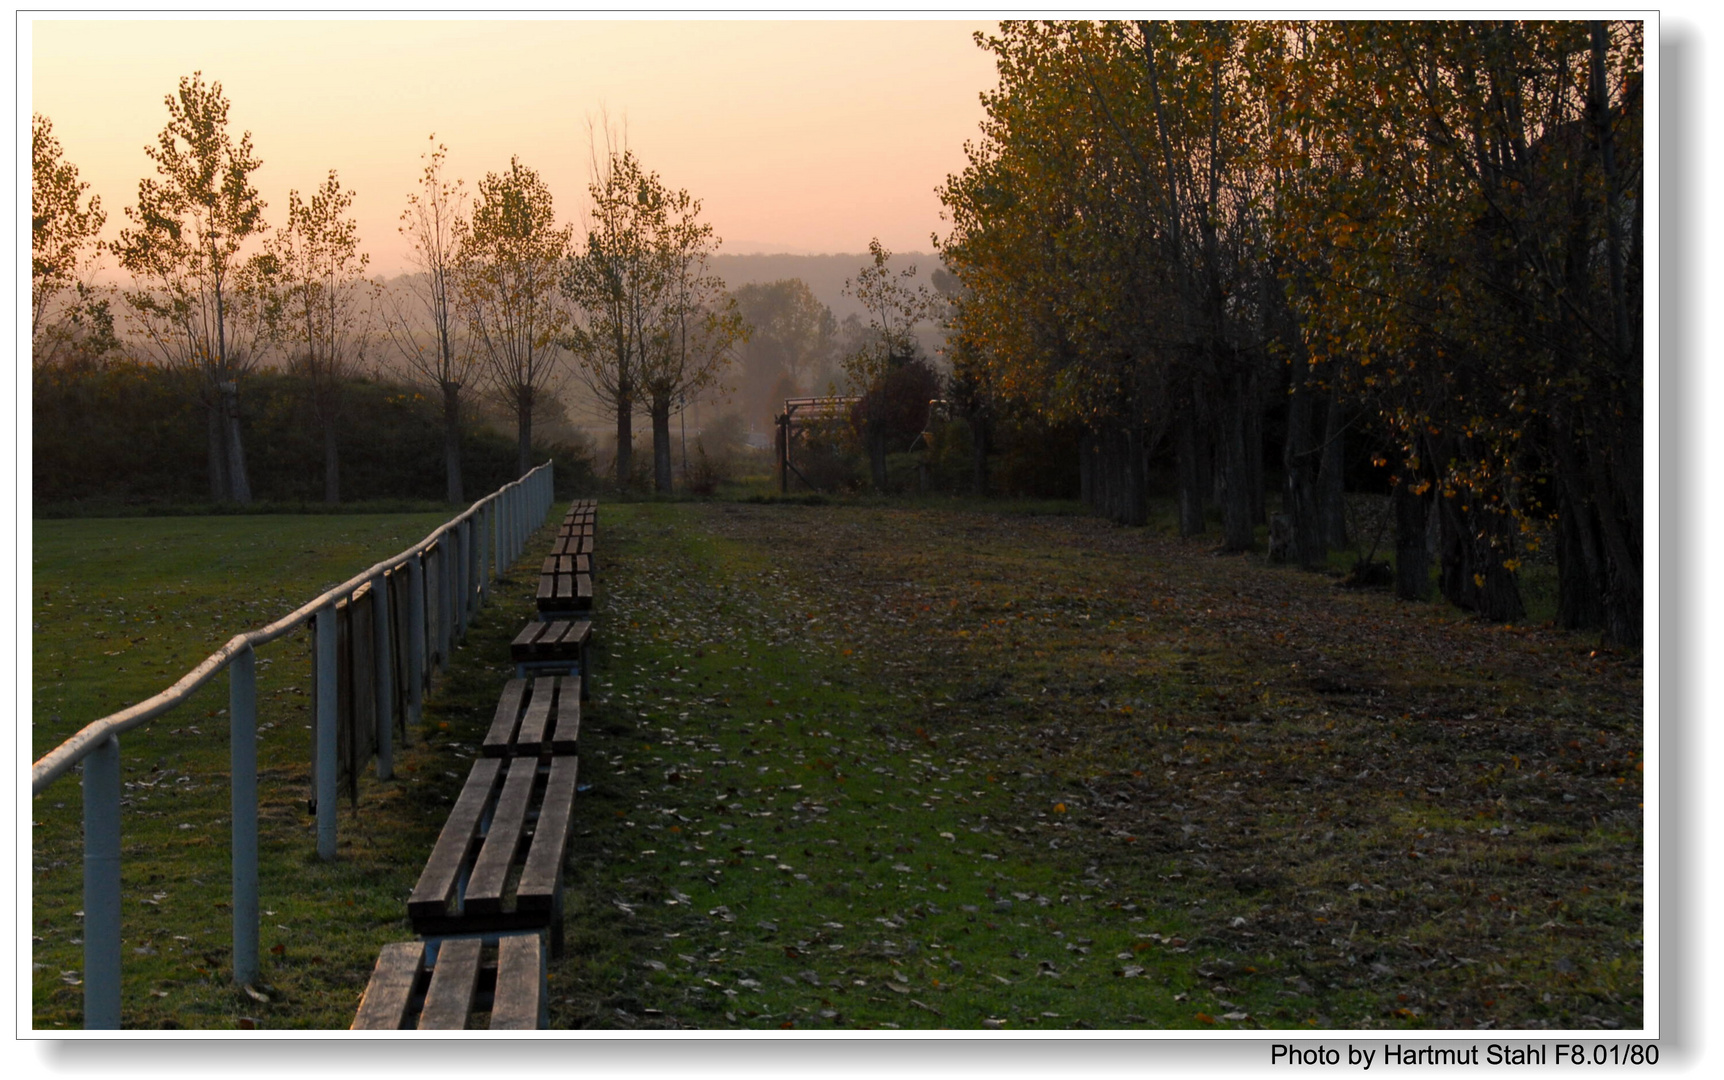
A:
26 16 1001 276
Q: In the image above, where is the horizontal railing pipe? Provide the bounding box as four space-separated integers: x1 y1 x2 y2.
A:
30 462 556 1028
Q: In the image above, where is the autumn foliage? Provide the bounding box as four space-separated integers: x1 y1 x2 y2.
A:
938 20 1643 644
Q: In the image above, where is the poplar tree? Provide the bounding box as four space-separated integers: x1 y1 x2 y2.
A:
382 135 477 504
266 170 373 503
457 157 572 477
32 113 113 364
114 71 269 503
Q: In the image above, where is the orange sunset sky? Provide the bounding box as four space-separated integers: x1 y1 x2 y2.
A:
27 16 1000 274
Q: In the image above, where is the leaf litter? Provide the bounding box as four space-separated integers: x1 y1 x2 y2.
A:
550 501 1641 1032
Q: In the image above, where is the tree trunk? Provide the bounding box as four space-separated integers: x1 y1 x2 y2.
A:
323 418 341 504
1556 491 1607 631
1175 406 1205 538
1218 374 1255 552
516 387 534 479
1122 422 1147 527
221 381 251 504
1281 367 1325 568
971 411 989 497
207 398 229 502
1078 429 1094 510
441 381 464 505
1244 370 1266 527
614 393 633 486
651 393 674 493
1436 493 1524 622
1317 396 1347 548
1393 479 1430 600
868 417 888 492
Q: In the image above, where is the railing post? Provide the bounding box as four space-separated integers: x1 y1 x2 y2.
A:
407 554 425 727
370 573 394 780
470 516 482 614
448 527 462 648
229 645 259 987
512 483 523 563
478 504 491 604
314 603 338 861
461 518 475 629
82 733 122 1029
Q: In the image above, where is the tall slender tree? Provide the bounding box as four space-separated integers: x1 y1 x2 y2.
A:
563 145 665 487
382 136 478 504
265 170 373 503
32 113 114 365
457 157 572 477
114 71 269 503
638 182 745 493
842 239 940 491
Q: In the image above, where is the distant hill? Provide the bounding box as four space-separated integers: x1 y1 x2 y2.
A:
710 251 944 322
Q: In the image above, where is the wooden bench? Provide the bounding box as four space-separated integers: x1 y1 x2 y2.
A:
483 675 581 757
549 536 594 568
408 754 579 955
510 621 591 688
536 555 593 617
352 934 546 1030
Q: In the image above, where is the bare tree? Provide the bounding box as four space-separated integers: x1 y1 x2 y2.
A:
381 136 478 503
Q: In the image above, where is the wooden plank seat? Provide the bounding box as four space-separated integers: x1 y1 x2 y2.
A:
551 535 593 559
352 934 546 1030
483 675 582 757
509 621 592 691
408 755 580 956
536 558 593 616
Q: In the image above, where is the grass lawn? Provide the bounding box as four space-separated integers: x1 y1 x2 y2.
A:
559 500 1642 1031
30 499 1643 1031
29 511 540 1029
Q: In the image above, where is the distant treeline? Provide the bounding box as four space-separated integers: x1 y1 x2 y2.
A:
33 357 596 511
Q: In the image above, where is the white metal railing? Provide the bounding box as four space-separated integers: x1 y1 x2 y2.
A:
30 463 557 1029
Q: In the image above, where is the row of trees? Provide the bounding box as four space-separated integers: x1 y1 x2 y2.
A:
937 20 1643 643
32 75 745 505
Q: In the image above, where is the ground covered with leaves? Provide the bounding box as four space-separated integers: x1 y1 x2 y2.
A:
554 500 1643 1032
31 500 1642 1031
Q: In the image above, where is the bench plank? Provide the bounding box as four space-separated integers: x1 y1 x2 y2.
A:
489 934 544 1031
418 938 482 1030
549 679 581 755
514 676 557 748
517 755 580 913
408 758 502 919
464 758 537 914
481 680 530 757
352 941 424 1030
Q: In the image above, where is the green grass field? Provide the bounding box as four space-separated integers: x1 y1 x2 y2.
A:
31 500 1643 1030
30 511 534 1029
